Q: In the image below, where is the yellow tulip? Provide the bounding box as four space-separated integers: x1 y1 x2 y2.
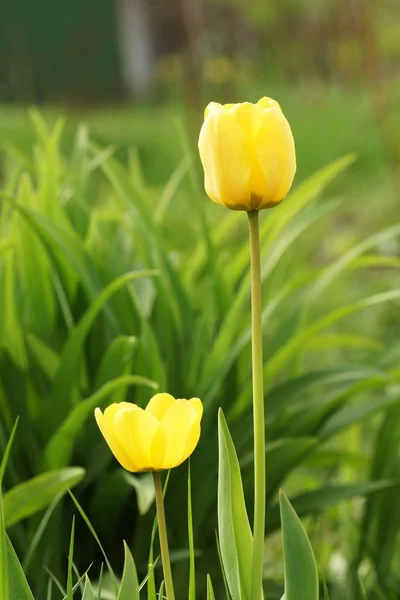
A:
198 97 296 211
94 393 203 472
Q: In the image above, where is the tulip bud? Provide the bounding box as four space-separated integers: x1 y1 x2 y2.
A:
198 97 296 211
95 394 203 472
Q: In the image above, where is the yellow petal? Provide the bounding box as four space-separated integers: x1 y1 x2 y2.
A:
145 393 175 422
160 400 200 468
204 102 223 119
255 107 296 208
199 108 252 210
229 103 266 207
94 406 137 472
103 402 137 423
257 97 281 111
180 420 201 465
188 398 203 421
114 408 159 471
150 425 167 470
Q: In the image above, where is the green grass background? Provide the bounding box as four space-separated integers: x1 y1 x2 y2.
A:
0 80 400 599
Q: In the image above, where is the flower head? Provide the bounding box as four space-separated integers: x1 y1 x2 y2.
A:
198 97 296 211
94 394 203 472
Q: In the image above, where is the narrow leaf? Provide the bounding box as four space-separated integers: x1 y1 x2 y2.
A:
188 461 195 600
218 409 253 600
6 536 35 600
207 575 216 600
81 576 95 600
3 467 85 528
280 491 318 600
0 487 8 600
0 418 19 484
117 541 139 600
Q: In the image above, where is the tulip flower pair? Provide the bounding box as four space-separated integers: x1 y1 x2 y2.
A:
95 97 296 600
95 97 295 472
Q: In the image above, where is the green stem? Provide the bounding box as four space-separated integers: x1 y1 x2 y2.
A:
153 471 175 600
248 210 266 600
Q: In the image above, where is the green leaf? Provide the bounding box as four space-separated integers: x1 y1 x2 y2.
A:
66 517 75 600
6 536 35 600
319 567 330 600
0 241 27 369
268 480 398 533
158 581 165 599
15 175 56 336
0 487 9 600
155 157 189 223
264 289 400 382
68 491 117 594
188 461 195 600
218 409 253 600
97 564 104 600
0 419 19 485
241 437 317 500
138 555 160 592
206 575 216 600
280 491 318 600
81 576 95 600
22 493 63 572
96 148 191 333
26 334 60 381
48 269 157 431
94 336 138 393
267 438 318 497
117 541 139 600
319 395 400 439
123 472 155 516
308 222 400 301
3 467 85 528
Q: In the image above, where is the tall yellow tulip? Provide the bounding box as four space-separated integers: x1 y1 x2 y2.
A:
95 393 203 472
198 97 296 211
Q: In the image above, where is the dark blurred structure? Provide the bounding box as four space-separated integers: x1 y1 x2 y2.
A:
0 0 399 104
0 0 192 103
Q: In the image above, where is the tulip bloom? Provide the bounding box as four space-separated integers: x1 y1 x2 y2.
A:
94 393 203 472
198 97 296 211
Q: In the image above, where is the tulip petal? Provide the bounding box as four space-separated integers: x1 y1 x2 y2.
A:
160 400 201 468
255 107 296 208
204 102 223 119
181 421 201 465
150 425 167 470
257 97 281 111
95 405 138 472
199 108 252 210
229 103 266 206
145 393 175 422
188 398 203 420
114 408 159 471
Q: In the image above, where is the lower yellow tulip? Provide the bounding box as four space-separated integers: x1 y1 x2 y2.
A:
94 393 203 472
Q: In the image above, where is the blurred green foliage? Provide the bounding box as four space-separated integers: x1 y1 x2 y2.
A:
0 97 399 599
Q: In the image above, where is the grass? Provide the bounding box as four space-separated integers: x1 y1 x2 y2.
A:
0 83 399 598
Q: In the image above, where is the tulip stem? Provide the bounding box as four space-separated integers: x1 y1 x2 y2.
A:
248 210 265 600
153 471 175 600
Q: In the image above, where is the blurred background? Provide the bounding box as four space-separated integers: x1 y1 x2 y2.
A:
1 0 400 599
1 0 400 200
